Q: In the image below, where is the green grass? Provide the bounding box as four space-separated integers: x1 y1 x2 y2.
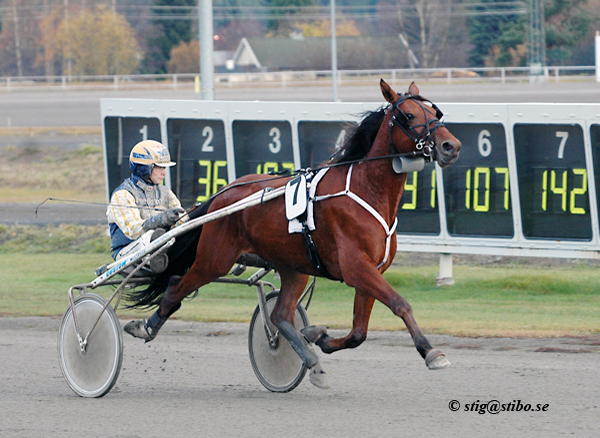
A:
3 132 596 337
0 224 109 253
1 253 598 338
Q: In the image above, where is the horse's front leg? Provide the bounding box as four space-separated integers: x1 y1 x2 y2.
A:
302 290 375 354
270 268 330 389
342 258 451 370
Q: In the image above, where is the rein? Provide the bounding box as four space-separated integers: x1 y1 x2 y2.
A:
34 197 192 218
40 97 444 216
206 147 430 203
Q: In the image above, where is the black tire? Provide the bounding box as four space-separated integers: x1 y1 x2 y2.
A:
248 290 310 393
58 293 123 398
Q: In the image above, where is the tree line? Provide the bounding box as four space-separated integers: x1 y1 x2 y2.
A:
0 0 597 77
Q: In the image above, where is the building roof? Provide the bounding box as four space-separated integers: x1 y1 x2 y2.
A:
234 36 411 71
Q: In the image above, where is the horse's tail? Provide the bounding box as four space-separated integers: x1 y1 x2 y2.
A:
124 198 215 309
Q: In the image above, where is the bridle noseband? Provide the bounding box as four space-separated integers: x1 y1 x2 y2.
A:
386 94 445 162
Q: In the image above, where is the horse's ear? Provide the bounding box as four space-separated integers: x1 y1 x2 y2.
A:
407 82 420 96
380 79 397 103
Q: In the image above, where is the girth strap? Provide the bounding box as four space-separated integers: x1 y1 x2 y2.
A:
300 218 339 281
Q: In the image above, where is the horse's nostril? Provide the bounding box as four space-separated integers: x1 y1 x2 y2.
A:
442 140 460 154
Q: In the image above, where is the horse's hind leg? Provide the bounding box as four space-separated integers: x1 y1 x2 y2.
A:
125 233 239 342
270 268 330 389
302 290 375 354
124 266 221 342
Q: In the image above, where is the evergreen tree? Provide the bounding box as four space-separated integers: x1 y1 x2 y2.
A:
545 0 594 65
263 0 315 36
466 0 523 67
141 0 196 74
467 0 596 67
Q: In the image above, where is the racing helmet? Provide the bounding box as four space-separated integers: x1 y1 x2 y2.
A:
129 140 176 182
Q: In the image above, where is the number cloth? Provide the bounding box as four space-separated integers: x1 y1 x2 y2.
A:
288 165 397 269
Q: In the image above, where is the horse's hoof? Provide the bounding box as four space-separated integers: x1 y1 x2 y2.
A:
124 319 153 342
301 325 328 344
425 349 451 370
309 361 330 389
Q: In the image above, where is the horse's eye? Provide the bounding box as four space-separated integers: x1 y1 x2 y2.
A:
406 113 415 121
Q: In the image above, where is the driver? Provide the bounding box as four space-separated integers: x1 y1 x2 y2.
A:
106 140 185 272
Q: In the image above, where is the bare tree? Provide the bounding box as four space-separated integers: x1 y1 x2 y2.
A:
396 0 453 69
11 0 23 76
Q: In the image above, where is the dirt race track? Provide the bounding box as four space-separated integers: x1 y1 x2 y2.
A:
1 316 598 438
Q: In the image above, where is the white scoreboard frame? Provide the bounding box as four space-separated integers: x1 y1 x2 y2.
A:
101 98 600 262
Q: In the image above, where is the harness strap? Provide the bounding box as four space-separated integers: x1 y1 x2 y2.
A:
300 220 339 281
312 164 397 270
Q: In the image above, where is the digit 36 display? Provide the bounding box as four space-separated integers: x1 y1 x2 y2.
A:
167 119 228 206
101 99 600 260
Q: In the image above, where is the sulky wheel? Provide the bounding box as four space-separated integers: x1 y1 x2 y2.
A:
248 290 310 393
58 293 123 398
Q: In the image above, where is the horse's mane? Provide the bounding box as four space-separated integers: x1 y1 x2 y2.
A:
329 107 386 164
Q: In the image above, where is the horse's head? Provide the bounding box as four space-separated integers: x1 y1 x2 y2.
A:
380 79 460 168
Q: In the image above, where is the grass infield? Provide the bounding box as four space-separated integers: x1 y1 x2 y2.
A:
1 144 598 337
1 253 598 338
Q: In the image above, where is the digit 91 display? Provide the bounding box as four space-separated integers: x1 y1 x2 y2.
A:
442 123 513 237
397 163 440 235
514 123 591 240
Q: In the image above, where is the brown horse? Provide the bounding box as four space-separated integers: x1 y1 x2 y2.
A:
124 80 461 388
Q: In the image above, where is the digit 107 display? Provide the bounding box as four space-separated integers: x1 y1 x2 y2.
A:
514 123 591 240
442 123 513 237
232 121 295 177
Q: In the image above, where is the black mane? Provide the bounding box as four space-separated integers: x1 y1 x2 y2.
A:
329 107 386 164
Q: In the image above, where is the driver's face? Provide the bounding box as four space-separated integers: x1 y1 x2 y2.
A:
150 165 166 185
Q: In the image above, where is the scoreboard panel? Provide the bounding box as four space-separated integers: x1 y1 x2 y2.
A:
167 119 228 206
397 163 441 235
514 123 591 241
103 116 161 195
443 123 513 238
298 120 355 167
101 99 600 259
232 120 295 177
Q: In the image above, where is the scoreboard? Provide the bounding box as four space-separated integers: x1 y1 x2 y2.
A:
101 99 600 260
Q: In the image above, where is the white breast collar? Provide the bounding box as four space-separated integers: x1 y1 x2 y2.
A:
310 164 398 269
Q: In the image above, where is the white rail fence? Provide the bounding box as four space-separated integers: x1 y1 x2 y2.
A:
0 66 597 92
